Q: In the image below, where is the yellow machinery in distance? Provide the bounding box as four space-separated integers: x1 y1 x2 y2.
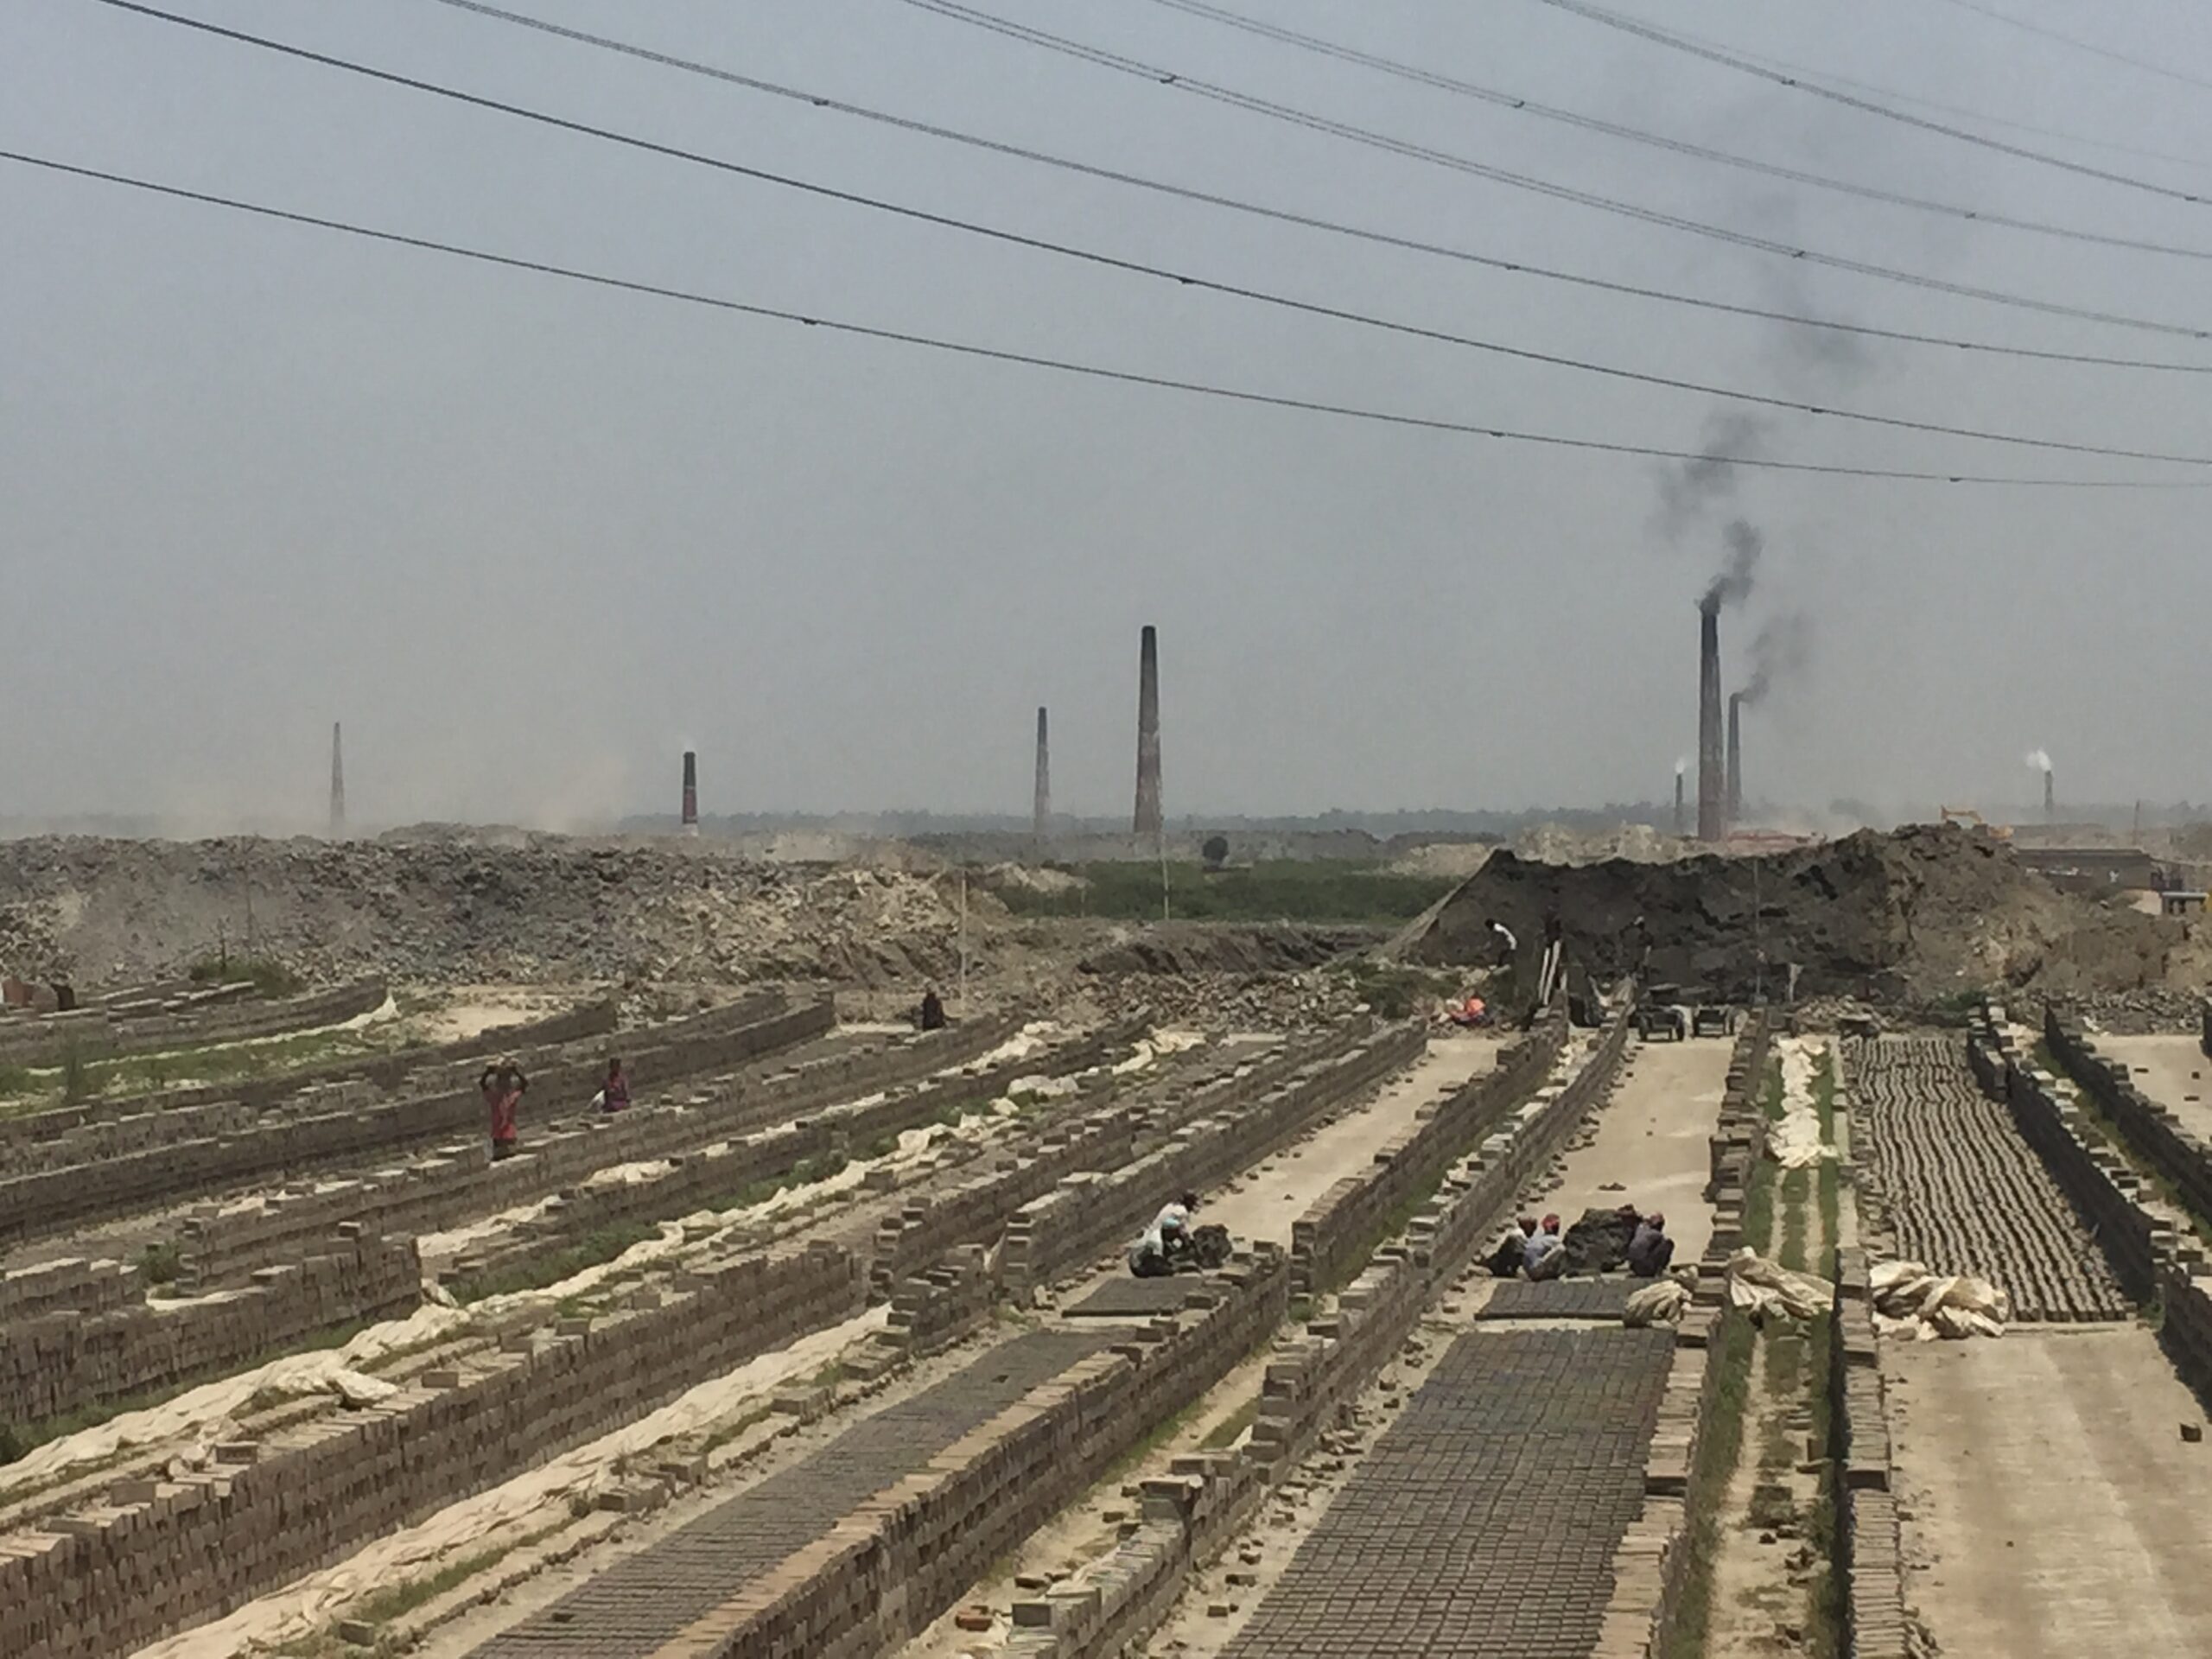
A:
1939 806 2013 841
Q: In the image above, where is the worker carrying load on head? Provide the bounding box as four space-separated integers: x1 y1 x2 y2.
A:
1628 1212 1675 1277
1127 1190 1201 1277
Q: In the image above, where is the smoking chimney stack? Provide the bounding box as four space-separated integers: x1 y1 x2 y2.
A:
1133 625 1163 841
681 751 699 836
1033 707 1051 845
328 722 346 838
1726 693 1743 830
2044 766 2055 823
1673 768 1686 837
1697 606 1724 842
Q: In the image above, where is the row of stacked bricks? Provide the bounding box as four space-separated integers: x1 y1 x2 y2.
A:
0 994 840 1244
1001 1020 1421 1298
1974 1012 2212 1409
998 998 1636 1659
1290 1010 1566 1297
1596 1013 1767 1656
1253 1000 1631 1481
0 995 620 1158
3 1229 422 1429
2 1240 866 1659
656 1250 1291 1659
173 1007 1025 1290
1831 1246 1908 1659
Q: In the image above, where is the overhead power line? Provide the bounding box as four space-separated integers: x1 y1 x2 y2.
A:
422 0 2212 376
893 0 2212 343
1650 13 2212 175
5 145 2203 491
1532 0 2209 206
1930 0 2212 96
84 0 2212 467
1141 0 2212 261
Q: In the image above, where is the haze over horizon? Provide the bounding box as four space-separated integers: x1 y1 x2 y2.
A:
7 1 2212 830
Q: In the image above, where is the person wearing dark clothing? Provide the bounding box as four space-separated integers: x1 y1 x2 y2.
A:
918 987 947 1031
1627 1213 1675 1277
1487 1217 1537 1279
598 1057 630 1114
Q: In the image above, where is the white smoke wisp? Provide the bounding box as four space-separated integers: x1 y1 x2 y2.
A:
2024 748 2053 773
1675 757 1688 778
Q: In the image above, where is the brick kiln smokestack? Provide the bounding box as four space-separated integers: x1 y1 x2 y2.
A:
681 751 698 836
1134 625 1163 840
1033 706 1051 844
1726 693 1743 830
1674 769 1686 836
2044 766 2055 823
1697 605 1724 841
328 721 346 837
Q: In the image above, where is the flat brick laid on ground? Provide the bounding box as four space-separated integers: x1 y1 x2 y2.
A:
1065 1274 1215 1318
1222 1326 1672 1659
467 1329 1110 1659
1475 1277 1641 1321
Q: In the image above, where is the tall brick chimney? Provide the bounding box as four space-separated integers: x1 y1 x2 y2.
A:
1697 605 1724 841
2044 766 2055 823
1033 706 1051 844
1133 626 1163 840
1673 766 1686 837
328 721 346 838
1726 692 1743 830
681 751 699 836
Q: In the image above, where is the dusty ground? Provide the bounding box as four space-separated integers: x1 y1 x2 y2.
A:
1198 1033 1502 1252
1888 1326 2212 1655
2088 1033 2212 1141
1534 1033 1734 1263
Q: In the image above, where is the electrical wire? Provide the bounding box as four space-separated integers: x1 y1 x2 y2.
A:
1141 0 2212 261
1929 0 2212 96
1593 10 2212 175
422 0 2212 376
81 0 2212 466
4 146 2204 490
1532 0 2209 205
893 0 2212 343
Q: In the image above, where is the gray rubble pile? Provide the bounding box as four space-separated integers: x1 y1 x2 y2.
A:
0 836 969 988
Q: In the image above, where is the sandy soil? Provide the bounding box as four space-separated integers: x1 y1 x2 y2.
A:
1889 1325 2212 1654
1199 1033 1502 1251
2088 1033 2212 1141
1539 1033 1735 1262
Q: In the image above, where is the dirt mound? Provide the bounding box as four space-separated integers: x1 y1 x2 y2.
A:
1406 823 2194 1003
1075 923 1370 977
0 836 976 988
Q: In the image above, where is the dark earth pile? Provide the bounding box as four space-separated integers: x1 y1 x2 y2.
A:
1407 823 2196 1004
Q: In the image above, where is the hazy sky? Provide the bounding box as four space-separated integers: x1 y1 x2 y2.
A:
7 0 2212 829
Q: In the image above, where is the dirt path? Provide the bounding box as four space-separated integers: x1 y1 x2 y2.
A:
2090 1033 2212 1141
1535 1033 1735 1262
1888 1325 2212 1654
1198 1032 1501 1251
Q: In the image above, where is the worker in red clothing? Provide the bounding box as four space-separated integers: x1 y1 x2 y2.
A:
480 1059 528 1159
